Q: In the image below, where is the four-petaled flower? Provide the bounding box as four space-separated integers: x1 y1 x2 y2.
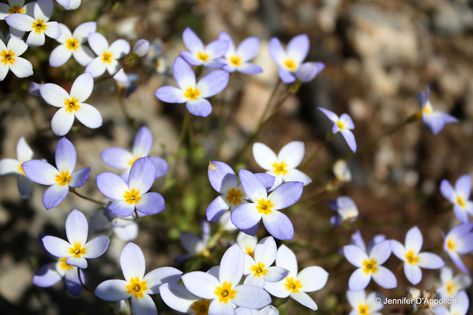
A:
33 257 85 296
437 267 471 299
218 32 262 74
319 107 357 153
41 209 110 268
347 290 383 315
22 137 90 209
417 86 458 135
440 174 473 223
443 224 473 273
0 36 33 80
180 27 229 67
330 196 359 226
432 291 469 315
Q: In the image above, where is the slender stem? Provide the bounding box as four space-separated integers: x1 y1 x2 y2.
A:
77 268 91 292
70 188 106 207
134 210 139 220
206 227 225 249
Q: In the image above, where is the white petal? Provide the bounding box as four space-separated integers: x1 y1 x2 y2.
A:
405 226 423 253
51 108 75 136
40 83 68 107
65 209 88 244
95 279 130 301
88 32 108 55
9 57 32 78
49 45 72 67
291 292 317 311
278 141 304 168
233 285 271 309
70 73 93 102
130 294 157 315
75 103 102 129
0 158 21 175
120 242 146 281
297 266 328 292
109 39 130 57
254 236 277 267
219 244 244 286
182 271 218 299
276 244 298 275
253 143 277 170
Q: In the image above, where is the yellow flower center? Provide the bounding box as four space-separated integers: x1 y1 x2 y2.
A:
191 299 210 315
336 119 347 130
0 49 15 65
32 19 47 34
357 303 371 315
256 198 274 215
283 58 298 72
226 187 243 206
65 37 79 51
422 104 433 115
405 250 420 265
57 257 73 271
128 156 139 167
123 188 141 204
101 51 113 64
68 242 87 258
446 238 456 252
250 262 268 278
362 258 378 275
446 281 456 297
183 87 201 101
17 163 25 175
455 195 467 208
64 96 81 113
9 5 25 14
244 246 254 256
228 55 242 67
272 161 288 175
54 170 71 186
196 51 210 62
125 277 148 299
284 276 302 293
214 281 236 304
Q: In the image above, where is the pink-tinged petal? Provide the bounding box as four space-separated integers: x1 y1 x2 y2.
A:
96 172 128 200
182 271 219 299
297 266 328 292
70 167 90 188
276 244 298 275
155 86 186 103
88 32 108 55
22 160 57 185
404 264 422 285
456 175 471 198
144 267 182 294
121 242 146 281
109 39 130 57
49 45 72 67
239 169 267 200
41 235 70 257
291 292 317 311
287 34 309 63
219 244 244 285
51 108 75 136
128 157 155 192
405 226 423 253
95 279 130 301
343 245 367 267
264 279 290 298
231 203 261 230
252 143 278 171
348 269 370 291
132 127 152 157
262 211 294 240
206 39 230 59
33 263 61 288
186 99 212 117
43 185 69 209
268 38 286 64
418 253 444 269
66 209 88 244
40 83 68 107
237 37 259 60
173 56 195 90
369 240 392 264
84 236 109 259
208 300 235 315
5 13 34 32
109 200 135 217
75 103 102 129
208 161 235 192
182 27 203 51
85 57 107 77
268 181 303 210
136 192 165 215
372 266 397 289
197 70 229 98
341 130 357 153
278 141 304 168
70 73 93 102
233 285 271 309
101 148 132 170
130 294 157 315
206 196 229 222
55 137 76 172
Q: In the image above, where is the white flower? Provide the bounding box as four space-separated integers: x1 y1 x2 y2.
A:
49 22 96 67
0 36 32 80
85 32 130 78
0 137 34 198
432 291 469 315
160 281 211 314
437 267 471 299
253 141 311 189
56 0 81 10
347 290 383 315
264 245 329 311
333 159 351 182
237 232 258 256
0 0 34 38
39 73 102 136
5 0 60 46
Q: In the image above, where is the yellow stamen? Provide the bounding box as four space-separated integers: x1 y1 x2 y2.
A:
101 51 113 64
191 299 211 315
256 198 274 215
57 257 73 271
228 55 242 67
64 97 81 113
283 58 298 72
272 161 288 175
128 156 139 167
244 246 254 257
250 262 268 278
18 163 25 175
214 281 236 304
125 277 148 299
336 120 346 130
32 19 47 34
446 238 456 252
65 37 79 51
404 250 420 265
0 50 15 65
362 258 378 275
196 51 210 62
123 188 141 205
284 276 302 293
68 242 86 258
183 87 201 101
422 104 433 115
8 5 25 14
54 170 71 186
226 187 243 206
456 196 467 208
357 303 370 315
446 281 456 297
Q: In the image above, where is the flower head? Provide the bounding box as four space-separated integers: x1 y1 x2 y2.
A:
179 221 211 261
49 22 96 67
155 56 229 117
231 169 303 240
343 240 397 290
440 175 473 223
418 86 458 135
237 232 258 257
40 73 102 136
432 291 469 315
180 27 229 67
95 242 182 315
40 209 110 268
133 39 150 57
330 196 359 226
295 61 325 82
33 257 85 296
319 107 357 153
443 224 473 273
218 32 262 74
0 36 32 80
97 157 165 217
391 226 444 285
0 137 34 198
347 290 383 315
56 0 81 10
264 244 328 311
22 137 90 209
437 267 471 299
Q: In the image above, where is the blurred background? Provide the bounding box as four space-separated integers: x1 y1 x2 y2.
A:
1 0 473 314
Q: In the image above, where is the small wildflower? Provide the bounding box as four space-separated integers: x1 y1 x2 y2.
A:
237 232 258 257
178 221 211 261
218 32 262 74
417 86 458 135
180 27 229 67
440 175 473 223
443 224 473 273
33 257 85 296
0 36 33 80
347 290 383 315
319 107 357 153
56 0 81 10
432 291 469 315
330 196 359 226
437 267 471 299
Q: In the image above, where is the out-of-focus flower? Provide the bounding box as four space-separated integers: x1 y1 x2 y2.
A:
178 221 211 261
182 244 271 314
115 73 138 97
330 196 358 226
90 209 139 242
6 0 60 46
295 62 324 82
40 209 110 268
218 32 262 74
243 236 288 287
160 281 211 314
40 73 102 136
23 137 90 209
97 157 165 217
56 0 80 10
0 137 34 199
252 141 311 189
133 39 150 57
432 291 469 315
265 245 328 311
347 290 383 315
237 232 258 257
155 56 229 117
343 240 396 290
33 257 85 296
101 126 168 181
443 224 473 273
219 211 238 232
391 226 444 285
180 27 229 67
231 170 303 240
86 32 130 79
95 242 182 315
49 22 96 67
319 108 357 153
333 159 352 183
0 36 33 80
0 0 34 37
437 267 471 299
417 86 458 135
440 175 473 223
28 81 41 96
